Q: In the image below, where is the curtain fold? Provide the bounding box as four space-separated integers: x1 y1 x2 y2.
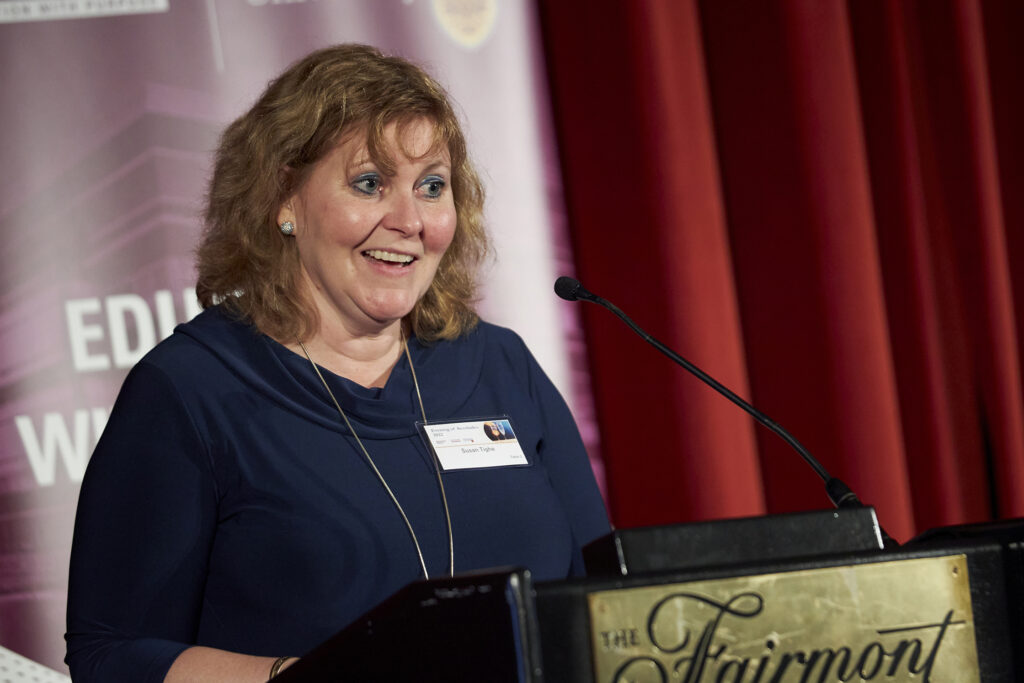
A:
540 1 764 528
849 0 989 529
540 0 1024 539
698 0 914 538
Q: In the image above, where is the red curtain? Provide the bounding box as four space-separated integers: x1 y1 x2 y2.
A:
539 0 1024 542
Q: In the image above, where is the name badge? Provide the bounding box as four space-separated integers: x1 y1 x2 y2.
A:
418 417 529 471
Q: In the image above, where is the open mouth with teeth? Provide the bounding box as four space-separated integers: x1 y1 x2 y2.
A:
363 249 416 266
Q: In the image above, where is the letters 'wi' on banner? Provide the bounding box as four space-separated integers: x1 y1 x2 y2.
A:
588 554 979 683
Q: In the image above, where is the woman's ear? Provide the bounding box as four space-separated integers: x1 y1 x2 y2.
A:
277 166 298 228
276 202 295 228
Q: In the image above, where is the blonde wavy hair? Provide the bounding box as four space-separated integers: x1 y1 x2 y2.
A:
196 44 488 343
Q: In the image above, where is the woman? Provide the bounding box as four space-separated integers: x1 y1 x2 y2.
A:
64 44 609 682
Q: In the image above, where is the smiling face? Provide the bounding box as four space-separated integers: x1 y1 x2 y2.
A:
278 118 457 339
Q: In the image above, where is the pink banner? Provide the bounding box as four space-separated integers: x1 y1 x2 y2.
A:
0 0 598 673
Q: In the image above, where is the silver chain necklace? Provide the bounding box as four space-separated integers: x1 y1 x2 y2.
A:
298 334 454 579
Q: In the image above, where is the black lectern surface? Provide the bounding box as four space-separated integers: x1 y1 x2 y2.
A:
583 507 884 576
273 513 1022 682
274 568 542 683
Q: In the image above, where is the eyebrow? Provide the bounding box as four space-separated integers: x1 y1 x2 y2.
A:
419 159 452 174
349 156 452 176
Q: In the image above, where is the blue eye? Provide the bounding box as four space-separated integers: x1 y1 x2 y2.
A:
352 173 382 195
420 175 446 199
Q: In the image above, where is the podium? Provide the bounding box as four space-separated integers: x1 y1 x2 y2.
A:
276 511 1022 682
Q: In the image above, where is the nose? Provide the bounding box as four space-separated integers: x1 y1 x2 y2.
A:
383 191 423 236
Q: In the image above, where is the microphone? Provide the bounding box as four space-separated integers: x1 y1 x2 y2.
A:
554 276 596 303
554 275 866 511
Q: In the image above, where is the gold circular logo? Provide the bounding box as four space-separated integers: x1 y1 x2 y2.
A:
432 0 498 49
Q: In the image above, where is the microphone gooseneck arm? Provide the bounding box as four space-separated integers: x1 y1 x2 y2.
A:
554 276 861 509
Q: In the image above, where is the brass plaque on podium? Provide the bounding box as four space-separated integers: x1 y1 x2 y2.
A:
588 554 979 682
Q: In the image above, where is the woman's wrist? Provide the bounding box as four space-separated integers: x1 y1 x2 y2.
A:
268 656 297 679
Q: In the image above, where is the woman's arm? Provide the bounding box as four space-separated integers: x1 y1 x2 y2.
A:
518 335 611 553
165 648 296 682
66 361 219 681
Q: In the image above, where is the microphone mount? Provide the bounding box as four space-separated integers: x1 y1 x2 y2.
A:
555 275 863 510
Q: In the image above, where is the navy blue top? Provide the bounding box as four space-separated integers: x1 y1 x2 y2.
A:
65 307 609 682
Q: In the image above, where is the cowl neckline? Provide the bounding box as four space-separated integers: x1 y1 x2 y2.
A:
176 306 487 439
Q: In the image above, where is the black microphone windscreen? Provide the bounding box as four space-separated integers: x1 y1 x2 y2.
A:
554 276 582 302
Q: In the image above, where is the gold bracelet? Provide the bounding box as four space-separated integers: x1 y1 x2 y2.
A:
269 656 293 679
